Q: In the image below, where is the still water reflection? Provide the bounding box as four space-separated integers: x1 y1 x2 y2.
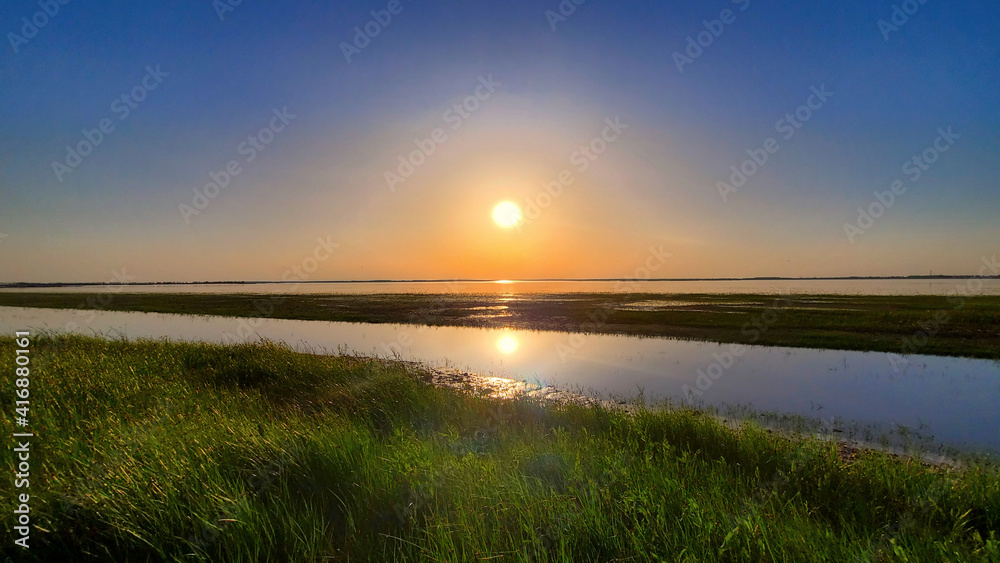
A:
2 306 998 453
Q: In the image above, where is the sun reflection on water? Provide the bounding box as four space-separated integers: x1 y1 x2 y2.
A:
496 333 519 355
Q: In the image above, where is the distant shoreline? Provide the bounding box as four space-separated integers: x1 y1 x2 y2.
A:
2 275 998 288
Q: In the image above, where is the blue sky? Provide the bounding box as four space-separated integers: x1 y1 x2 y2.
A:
1 0 998 282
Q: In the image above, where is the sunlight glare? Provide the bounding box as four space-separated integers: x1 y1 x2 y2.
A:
492 201 522 228
496 334 519 355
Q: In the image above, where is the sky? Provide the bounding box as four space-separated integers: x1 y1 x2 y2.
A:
0 0 998 283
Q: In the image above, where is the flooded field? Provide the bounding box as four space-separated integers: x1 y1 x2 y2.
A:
3 305 998 454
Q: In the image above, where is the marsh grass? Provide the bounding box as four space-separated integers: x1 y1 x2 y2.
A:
1 335 998 561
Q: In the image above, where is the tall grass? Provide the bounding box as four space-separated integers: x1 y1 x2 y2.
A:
1 335 998 561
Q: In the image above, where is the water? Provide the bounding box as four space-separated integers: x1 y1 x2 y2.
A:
2 306 998 454
3 278 1000 295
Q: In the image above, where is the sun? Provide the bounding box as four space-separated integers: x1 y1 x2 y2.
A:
492 201 522 228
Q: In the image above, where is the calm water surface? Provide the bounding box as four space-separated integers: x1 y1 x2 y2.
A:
2 306 998 454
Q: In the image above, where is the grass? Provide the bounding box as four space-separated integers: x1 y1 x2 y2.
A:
2 335 999 561
1 292 999 359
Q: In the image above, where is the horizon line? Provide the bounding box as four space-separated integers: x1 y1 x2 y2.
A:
2 275 999 287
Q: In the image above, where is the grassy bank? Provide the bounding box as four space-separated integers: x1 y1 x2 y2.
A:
2 336 998 561
1 292 999 360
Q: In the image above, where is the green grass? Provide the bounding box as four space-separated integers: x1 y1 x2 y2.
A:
2 335 999 561
1 291 999 359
